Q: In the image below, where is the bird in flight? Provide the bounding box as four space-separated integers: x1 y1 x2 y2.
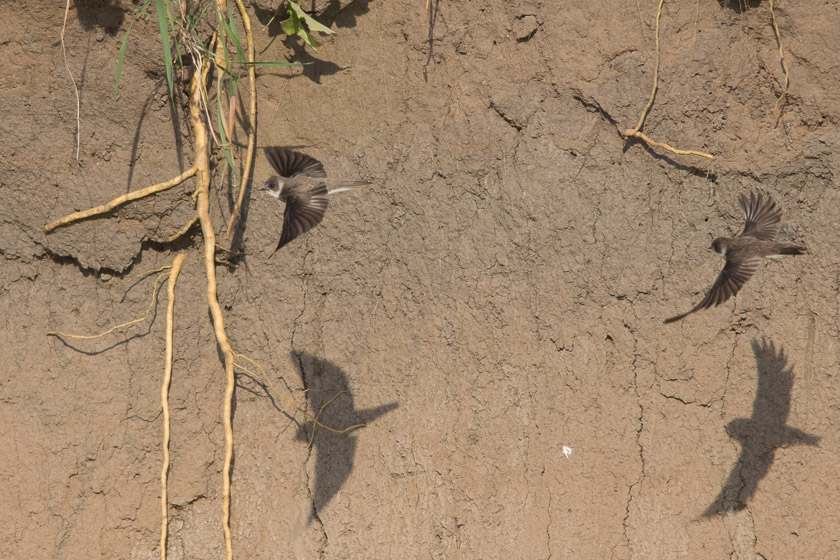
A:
262 147 371 256
664 191 806 323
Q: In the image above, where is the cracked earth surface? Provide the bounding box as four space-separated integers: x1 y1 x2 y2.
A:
2 0 839 558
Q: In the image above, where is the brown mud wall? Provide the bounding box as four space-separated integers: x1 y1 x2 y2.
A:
2 1 839 558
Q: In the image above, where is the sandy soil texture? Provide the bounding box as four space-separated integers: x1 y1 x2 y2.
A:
2 0 838 558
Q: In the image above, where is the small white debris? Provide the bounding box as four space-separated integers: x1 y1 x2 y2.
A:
562 446 573 459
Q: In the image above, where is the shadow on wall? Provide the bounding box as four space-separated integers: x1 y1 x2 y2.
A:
702 339 820 517
716 0 763 13
253 0 375 83
74 0 124 34
292 352 398 523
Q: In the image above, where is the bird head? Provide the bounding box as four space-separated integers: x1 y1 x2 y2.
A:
711 237 728 257
263 176 284 199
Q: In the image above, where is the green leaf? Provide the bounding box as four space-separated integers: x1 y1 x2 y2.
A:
154 0 174 98
279 11 299 37
225 4 246 63
281 1 333 51
287 1 334 35
165 0 183 67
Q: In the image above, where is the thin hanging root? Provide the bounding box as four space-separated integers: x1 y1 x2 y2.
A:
160 253 186 560
215 244 246 256
234 353 366 435
625 131 716 160
60 0 80 160
627 0 665 137
769 0 789 117
44 167 198 233
622 0 715 160
225 0 257 239
164 214 200 243
308 391 347 445
188 52 236 560
131 264 179 283
46 269 171 340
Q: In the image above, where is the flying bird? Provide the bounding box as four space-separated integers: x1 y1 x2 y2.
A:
665 191 806 323
262 147 371 256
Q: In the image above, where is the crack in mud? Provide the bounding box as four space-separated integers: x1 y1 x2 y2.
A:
621 320 645 556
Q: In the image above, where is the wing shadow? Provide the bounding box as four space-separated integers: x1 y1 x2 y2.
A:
291 352 398 522
702 338 820 517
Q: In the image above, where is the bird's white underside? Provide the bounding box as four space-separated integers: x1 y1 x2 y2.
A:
264 179 357 199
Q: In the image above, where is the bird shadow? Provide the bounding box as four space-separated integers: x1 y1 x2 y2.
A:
702 338 820 517
291 351 398 523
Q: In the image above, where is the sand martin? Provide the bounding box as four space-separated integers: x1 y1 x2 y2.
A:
664 191 806 323
262 147 371 256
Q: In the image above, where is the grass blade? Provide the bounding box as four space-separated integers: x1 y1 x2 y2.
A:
114 0 154 100
216 88 236 174
225 4 246 63
114 18 138 100
154 0 174 98
189 40 302 70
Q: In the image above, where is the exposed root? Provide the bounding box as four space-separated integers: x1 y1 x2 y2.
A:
61 0 80 160
44 167 198 233
769 0 789 122
50 4 258 557
164 214 200 243
188 54 237 560
46 268 171 340
234 353 366 436
627 0 665 138
624 131 716 160
225 0 257 239
160 253 187 560
623 0 715 160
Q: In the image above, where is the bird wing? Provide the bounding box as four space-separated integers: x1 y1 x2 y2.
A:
271 182 329 255
739 191 782 241
264 147 326 178
664 257 760 323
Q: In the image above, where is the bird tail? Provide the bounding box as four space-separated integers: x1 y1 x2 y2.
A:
327 179 372 195
778 245 807 256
